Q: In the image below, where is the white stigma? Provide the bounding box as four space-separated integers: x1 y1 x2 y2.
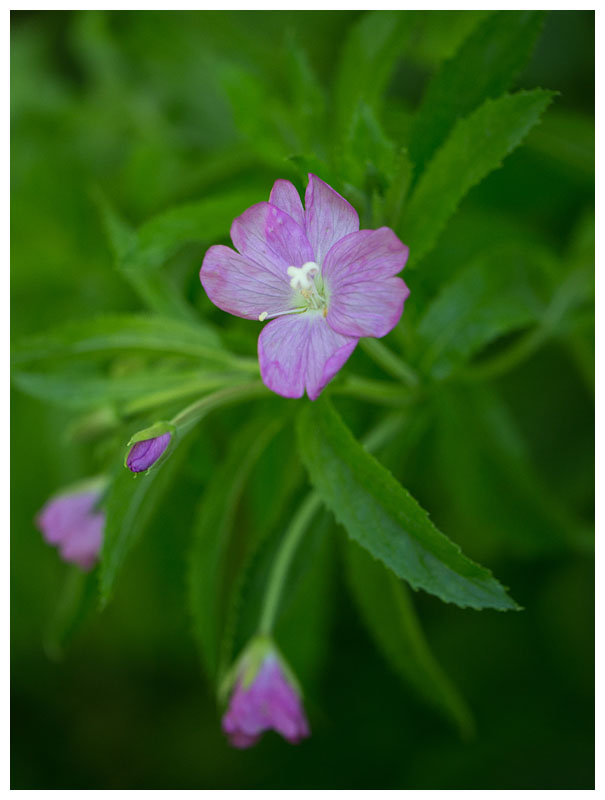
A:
287 261 319 290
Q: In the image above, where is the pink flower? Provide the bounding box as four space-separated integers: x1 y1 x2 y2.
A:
35 480 106 570
200 174 410 400
222 645 310 749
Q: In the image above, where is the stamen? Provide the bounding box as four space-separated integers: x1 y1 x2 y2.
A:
287 261 319 290
258 307 306 322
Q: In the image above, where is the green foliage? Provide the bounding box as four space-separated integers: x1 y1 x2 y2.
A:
345 541 474 738
334 11 413 137
11 9 594 789
11 314 222 364
99 435 193 605
404 90 555 263
297 398 518 610
11 368 241 414
188 417 284 683
409 11 545 177
43 567 99 661
414 243 551 379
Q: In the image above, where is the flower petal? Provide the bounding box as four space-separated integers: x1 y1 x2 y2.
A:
323 228 410 338
304 174 359 265
226 731 260 749
126 432 171 473
269 179 305 228
231 201 314 279
258 312 357 400
58 511 104 571
36 491 100 546
201 245 295 320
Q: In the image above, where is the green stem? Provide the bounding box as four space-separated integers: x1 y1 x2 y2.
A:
333 375 412 405
257 412 406 635
462 267 592 383
360 338 419 386
461 326 547 382
124 373 250 415
258 492 322 635
171 381 268 431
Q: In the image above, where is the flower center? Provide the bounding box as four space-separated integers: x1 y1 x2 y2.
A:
287 261 319 290
258 261 328 322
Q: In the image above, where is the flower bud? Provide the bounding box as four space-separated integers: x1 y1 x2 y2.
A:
221 636 310 748
125 422 175 474
35 478 106 571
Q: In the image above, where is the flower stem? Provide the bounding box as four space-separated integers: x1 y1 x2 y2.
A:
360 338 419 386
258 492 322 635
333 375 412 405
257 412 406 635
171 381 268 431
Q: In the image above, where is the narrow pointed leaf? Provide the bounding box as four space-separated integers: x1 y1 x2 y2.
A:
404 90 555 264
189 417 284 682
415 243 550 380
11 314 224 367
409 11 545 177
99 434 192 606
334 11 414 136
345 541 474 738
297 398 518 610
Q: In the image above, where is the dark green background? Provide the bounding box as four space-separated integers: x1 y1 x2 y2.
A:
11 10 594 789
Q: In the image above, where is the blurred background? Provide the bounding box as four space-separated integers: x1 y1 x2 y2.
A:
11 10 594 789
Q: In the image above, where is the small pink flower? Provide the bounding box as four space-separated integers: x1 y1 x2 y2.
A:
35 480 106 570
222 644 310 749
200 174 410 400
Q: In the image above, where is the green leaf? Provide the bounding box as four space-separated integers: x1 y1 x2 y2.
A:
414 243 550 380
11 313 225 367
44 567 99 661
526 107 595 181
403 90 555 264
99 431 193 606
334 11 413 136
189 417 284 683
127 189 261 274
96 188 260 319
342 101 396 196
12 368 242 413
432 384 592 557
345 541 474 738
296 398 518 610
409 11 545 177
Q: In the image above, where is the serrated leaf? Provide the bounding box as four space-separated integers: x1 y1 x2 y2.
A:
11 314 224 367
403 90 555 264
414 243 550 380
99 431 192 606
189 417 284 683
345 541 474 738
296 398 518 610
409 11 545 177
